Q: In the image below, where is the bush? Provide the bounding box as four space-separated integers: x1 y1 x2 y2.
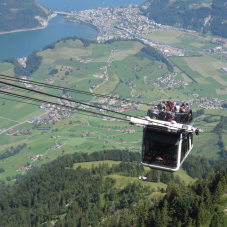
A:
49 69 58 75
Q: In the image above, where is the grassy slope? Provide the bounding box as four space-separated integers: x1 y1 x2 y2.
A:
73 160 193 189
0 39 223 181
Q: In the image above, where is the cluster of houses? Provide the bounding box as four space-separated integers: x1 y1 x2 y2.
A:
118 129 136 133
20 77 44 90
17 57 27 68
102 116 122 121
138 176 147 181
81 131 93 137
93 73 105 78
197 97 225 109
28 101 74 125
18 164 36 171
68 5 158 41
14 129 31 136
30 155 42 161
50 143 65 150
0 86 13 91
162 47 185 57
152 74 188 88
7 129 17 135
98 94 140 112
80 58 91 63
45 78 55 84
18 166 28 171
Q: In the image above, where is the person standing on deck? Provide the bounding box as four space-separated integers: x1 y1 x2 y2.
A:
157 101 163 111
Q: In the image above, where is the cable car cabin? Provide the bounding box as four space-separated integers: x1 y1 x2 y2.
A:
127 109 202 172
142 129 193 171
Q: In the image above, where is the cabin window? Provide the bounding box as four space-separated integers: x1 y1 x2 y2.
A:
142 130 180 168
143 141 178 167
181 135 189 162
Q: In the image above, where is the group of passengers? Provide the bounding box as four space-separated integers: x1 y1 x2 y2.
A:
150 101 191 123
156 101 190 113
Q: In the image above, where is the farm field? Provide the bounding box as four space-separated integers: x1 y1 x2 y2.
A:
170 55 227 98
142 29 218 50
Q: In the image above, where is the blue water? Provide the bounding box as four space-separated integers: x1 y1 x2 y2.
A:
0 0 145 61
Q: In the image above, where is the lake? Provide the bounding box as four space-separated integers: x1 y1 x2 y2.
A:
0 0 145 61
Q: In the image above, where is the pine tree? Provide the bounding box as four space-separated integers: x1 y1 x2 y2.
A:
210 211 227 227
196 195 206 227
161 199 170 227
185 217 193 227
154 209 162 227
213 182 223 204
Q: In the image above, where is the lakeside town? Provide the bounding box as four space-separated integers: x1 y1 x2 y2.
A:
66 5 227 59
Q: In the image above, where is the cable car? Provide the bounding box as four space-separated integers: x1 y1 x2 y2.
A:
128 108 203 172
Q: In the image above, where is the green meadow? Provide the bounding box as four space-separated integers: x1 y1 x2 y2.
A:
73 160 193 188
142 29 218 50
0 38 224 182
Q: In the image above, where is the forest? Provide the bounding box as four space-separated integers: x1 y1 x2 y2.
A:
142 0 227 38
135 46 174 72
42 36 97 51
0 0 48 33
0 143 27 161
0 149 227 226
2 50 43 78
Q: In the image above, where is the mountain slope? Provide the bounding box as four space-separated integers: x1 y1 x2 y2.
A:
0 151 227 226
0 0 49 33
142 0 227 38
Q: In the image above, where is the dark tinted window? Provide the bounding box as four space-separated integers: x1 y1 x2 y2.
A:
145 130 179 145
143 130 179 168
181 135 188 162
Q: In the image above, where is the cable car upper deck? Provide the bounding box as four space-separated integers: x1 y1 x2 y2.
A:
127 109 203 135
146 109 193 125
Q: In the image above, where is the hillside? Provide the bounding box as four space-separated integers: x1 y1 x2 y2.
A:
0 151 227 226
0 37 226 181
141 0 227 38
0 0 49 33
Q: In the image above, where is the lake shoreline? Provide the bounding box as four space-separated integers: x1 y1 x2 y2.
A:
0 14 57 35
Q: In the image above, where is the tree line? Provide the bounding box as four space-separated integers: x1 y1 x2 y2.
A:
0 150 227 226
2 50 42 78
135 46 174 72
42 36 97 51
0 143 27 161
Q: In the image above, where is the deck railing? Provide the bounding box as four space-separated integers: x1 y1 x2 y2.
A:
147 109 193 124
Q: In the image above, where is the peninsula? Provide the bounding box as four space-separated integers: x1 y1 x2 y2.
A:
0 0 53 33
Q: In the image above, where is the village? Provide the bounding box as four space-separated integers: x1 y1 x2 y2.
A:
151 73 188 88
68 5 156 39
66 5 227 59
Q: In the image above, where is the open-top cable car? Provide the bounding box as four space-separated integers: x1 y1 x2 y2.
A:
128 109 203 172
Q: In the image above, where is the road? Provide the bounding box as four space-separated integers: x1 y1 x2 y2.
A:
0 111 48 135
